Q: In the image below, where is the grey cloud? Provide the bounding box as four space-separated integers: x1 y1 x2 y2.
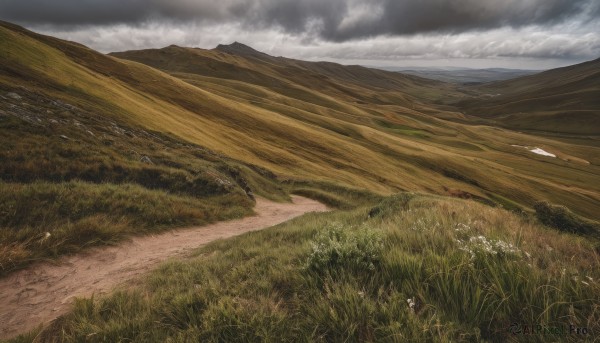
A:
0 0 242 26
1 0 598 41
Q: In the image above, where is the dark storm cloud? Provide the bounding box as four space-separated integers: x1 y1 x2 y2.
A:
0 0 238 26
1 0 597 41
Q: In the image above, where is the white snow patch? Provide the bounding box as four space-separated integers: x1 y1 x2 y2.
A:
511 145 556 158
529 148 556 158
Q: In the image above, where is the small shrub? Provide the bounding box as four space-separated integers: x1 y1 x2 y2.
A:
305 223 385 273
534 201 599 237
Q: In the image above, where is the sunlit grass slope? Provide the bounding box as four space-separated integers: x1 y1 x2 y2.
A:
1 21 600 221
112 42 600 219
20 194 600 342
0 22 286 272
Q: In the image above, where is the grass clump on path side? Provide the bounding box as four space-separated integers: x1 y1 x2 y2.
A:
0 181 253 274
24 193 600 342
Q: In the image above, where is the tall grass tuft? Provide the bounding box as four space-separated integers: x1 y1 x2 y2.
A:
0 180 253 274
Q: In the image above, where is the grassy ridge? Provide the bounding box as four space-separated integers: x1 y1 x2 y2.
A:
23 194 599 342
0 181 253 274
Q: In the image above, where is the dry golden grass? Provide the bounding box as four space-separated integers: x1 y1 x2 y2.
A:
2 22 599 220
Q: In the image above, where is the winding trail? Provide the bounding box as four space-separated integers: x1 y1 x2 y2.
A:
0 195 328 339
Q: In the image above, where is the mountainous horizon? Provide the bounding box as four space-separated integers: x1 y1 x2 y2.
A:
111 40 572 79
2 19 598 216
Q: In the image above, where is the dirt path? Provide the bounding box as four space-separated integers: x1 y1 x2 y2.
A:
0 195 328 339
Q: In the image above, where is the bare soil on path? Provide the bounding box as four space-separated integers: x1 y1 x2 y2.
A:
0 195 328 339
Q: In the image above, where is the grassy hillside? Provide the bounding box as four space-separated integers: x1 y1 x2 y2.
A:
18 194 600 342
112 43 600 220
458 58 600 135
1 21 599 222
0 23 290 273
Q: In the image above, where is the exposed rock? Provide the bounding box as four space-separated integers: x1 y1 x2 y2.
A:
6 92 22 100
140 155 153 164
60 135 69 140
109 124 126 135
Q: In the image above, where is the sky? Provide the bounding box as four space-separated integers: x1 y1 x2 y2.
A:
1 0 599 69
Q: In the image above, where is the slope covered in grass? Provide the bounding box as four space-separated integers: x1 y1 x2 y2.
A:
2 21 600 221
459 58 600 135
112 42 600 220
21 194 599 342
0 22 291 271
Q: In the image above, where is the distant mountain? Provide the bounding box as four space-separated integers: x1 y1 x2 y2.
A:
214 41 277 61
459 58 600 135
376 67 540 84
111 43 458 109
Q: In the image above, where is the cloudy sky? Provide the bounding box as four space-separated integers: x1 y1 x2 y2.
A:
1 0 599 69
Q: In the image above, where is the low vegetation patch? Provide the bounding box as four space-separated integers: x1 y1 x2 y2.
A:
534 201 600 238
23 194 600 342
288 180 384 209
305 223 384 273
0 181 253 274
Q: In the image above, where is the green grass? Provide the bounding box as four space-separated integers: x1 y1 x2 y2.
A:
534 201 600 238
0 181 253 274
287 180 385 210
23 194 600 342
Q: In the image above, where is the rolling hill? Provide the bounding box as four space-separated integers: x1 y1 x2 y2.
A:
458 58 600 135
112 41 600 219
380 67 539 84
1 21 599 224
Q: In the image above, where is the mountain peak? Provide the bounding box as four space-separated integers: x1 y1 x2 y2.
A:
214 41 270 58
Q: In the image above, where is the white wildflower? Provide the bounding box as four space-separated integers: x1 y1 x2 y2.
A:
456 234 520 259
407 297 416 313
40 232 51 242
